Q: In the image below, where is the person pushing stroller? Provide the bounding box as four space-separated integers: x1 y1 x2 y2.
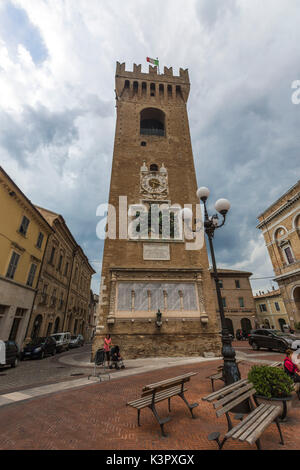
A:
109 345 125 370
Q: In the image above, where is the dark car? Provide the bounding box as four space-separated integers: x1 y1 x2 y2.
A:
21 336 57 360
248 329 297 352
0 340 19 368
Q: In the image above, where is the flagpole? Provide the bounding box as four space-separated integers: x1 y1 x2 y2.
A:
156 57 160 75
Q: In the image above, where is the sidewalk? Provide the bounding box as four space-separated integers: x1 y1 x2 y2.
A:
0 353 221 408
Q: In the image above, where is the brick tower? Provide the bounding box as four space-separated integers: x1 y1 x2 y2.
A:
93 61 221 358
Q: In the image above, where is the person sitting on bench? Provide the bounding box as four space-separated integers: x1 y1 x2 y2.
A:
284 349 300 398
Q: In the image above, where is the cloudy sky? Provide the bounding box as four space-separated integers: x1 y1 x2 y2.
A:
0 0 299 295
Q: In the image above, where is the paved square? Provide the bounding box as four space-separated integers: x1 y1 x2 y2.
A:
0 357 299 450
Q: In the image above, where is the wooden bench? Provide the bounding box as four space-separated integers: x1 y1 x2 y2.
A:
126 372 199 436
206 360 243 391
268 361 282 368
202 379 284 450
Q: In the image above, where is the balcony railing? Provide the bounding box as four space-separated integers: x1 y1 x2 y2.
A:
140 128 165 137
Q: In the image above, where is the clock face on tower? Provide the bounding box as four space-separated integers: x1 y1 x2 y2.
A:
140 172 168 198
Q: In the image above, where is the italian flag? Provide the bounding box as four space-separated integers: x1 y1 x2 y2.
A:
146 57 159 66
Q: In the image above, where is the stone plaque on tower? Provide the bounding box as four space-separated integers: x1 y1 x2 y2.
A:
93 61 221 358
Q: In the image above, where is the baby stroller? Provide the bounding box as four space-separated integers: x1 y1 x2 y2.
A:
88 348 111 381
109 345 125 370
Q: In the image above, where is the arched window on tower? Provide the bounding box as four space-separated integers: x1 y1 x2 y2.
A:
150 83 156 96
140 108 165 136
150 164 159 172
159 84 164 97
142 82 147 96
176 85 183 100
124 80 130 89
133 81 138 94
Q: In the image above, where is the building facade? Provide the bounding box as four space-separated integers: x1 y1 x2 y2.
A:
0 167 53 348
87 291 99 341
254 288 289 330
93 62 221 359
26 207 95 341
211 269 257 335
257 181 300 327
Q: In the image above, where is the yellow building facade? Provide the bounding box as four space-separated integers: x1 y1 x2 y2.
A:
254 289 289 330
257 180 300 327
26 207 96 341
0 167 53 347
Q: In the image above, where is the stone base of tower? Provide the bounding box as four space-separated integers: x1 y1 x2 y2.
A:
92 322 222 359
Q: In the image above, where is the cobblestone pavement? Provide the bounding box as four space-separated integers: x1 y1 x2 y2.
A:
0 353 299 450
0 344 93 394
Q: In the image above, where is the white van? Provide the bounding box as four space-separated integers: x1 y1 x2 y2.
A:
50 332 71 352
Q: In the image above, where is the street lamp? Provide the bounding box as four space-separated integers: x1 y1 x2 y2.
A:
197 187 241 386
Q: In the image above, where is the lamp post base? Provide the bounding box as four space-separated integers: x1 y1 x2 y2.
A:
222 336 241 386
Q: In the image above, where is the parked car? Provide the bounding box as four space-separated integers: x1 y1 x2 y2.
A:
50 332 71 352
20 336 57 360
248 329 300 352
69 334 84 348
0 340 19 368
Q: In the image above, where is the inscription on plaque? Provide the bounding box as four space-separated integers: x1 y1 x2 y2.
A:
143 243 170 260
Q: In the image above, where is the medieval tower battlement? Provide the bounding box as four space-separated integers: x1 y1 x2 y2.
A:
93 61 221 358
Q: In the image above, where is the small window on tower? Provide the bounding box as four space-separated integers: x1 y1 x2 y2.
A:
150 164 158 172
141 142 147 147
150 83 155 96
124 80 130 89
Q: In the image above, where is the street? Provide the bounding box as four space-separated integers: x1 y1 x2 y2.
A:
0 344 93 395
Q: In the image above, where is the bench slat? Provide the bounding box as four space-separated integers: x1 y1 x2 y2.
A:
213 383 255 409
238 405 276 442
243 406 281 445
142 379 189 396
143 372 197 390
216 388 255 418
128 385 184 406
206 372 223 380
202 379 249 402
231 404 274 440
127 385 187 409
225 404 268 439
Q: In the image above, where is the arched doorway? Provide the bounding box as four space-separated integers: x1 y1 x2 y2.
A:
241 318 252 334
278 318 286 332
225 318 234 336
31 315 43 339
54 317 60 334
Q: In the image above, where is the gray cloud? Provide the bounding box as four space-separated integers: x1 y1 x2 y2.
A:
0 105 80 167
196 0 239 28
